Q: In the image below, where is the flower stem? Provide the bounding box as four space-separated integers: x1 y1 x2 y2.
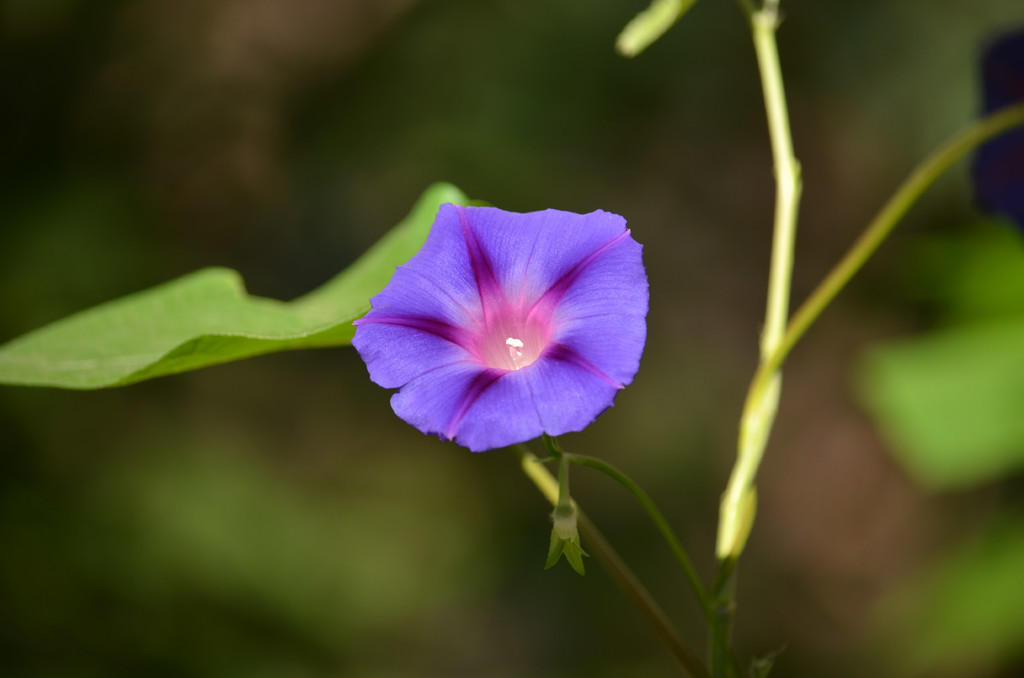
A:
744 101 1024 417
565 453 712 618
514 446 710 678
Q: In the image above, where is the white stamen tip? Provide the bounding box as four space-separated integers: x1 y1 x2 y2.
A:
506 337 525 370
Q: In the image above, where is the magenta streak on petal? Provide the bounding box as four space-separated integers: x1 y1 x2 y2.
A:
445 369 505 439
545 342 624 389
356 315 475 352
456 205 505 326
527 230 632 326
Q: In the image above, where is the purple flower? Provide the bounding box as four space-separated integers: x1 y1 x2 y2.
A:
353 204 648 452
973 28 1024 231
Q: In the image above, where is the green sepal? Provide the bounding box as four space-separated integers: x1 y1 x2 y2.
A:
545 527 589 576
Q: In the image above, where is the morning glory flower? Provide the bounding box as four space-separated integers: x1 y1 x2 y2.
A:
353 204 648 452
972 28 1024 231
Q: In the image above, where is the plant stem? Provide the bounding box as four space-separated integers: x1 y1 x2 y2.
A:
514 446 710 678
754 5 801 367
708 558 741 678
715 2 801 674
556 454 572 506
712 21 1024 675
744 101 1024 416
717 0 801 563
566 453 712 618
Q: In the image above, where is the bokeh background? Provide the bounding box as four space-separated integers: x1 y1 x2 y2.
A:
2 0 1024 676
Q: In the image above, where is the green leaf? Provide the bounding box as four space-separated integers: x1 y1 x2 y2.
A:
877 520 1024 675
858 317 1024 488
0 182 468 389
615 0 699 58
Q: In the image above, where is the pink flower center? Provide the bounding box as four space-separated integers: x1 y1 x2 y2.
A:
475 311 550 371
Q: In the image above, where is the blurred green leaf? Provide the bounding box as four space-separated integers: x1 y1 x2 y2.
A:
858 317 1024 488
615 0 699 58
90 447 491 643
0 182 467 389
878 519 1024 676
910 224 1024 322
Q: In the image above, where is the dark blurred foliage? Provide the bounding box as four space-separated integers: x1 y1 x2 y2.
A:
2 0 1024 676
973 26 1024 231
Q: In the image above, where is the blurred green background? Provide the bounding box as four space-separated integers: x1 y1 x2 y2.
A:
3 1 1024 676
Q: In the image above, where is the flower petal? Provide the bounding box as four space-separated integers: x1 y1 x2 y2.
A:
551 311 646 388
353 321 474 389
547 233 649 386
973 28 1024 231
353 205 491 386
444 356 623 451
549 226 646 312
354 203 649 452
361 264 480 331
447 370 546 451
373 203 490 323
388 362 510 451
522 354 625 436
458 206 632 305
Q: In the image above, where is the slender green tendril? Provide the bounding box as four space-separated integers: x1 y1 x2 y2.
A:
565 453 712 618
745 101 1024 416
514 445 710 678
